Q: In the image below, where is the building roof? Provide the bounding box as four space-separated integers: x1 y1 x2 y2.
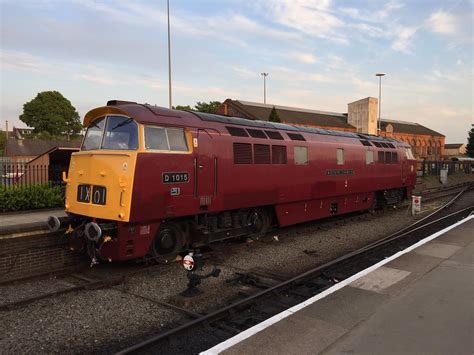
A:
223 99 355 129
444 143 464 149
5 138 82 157
380 119 444 137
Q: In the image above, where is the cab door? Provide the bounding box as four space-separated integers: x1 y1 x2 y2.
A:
195 129 216 205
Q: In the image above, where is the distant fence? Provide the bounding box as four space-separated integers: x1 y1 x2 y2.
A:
418 160 473 177
0 163 66 188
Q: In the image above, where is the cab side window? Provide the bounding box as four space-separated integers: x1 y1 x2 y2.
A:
145 126 188 152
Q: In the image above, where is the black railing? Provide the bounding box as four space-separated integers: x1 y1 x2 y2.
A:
0 163 66 188
417 160 473 177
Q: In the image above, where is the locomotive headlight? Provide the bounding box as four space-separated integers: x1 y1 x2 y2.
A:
85 222 102 242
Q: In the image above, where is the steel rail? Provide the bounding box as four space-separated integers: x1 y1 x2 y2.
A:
116 187 472 354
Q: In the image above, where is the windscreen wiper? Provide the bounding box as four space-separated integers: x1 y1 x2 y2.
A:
111 118 133 131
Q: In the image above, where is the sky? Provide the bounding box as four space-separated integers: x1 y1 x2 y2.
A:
0 0 472 143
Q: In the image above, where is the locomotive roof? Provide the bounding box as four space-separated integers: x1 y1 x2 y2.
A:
84 101 407 146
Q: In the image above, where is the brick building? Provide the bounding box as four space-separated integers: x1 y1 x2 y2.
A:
217 98 445 160
216 99 355 132
444 143 466 158
348 98 445 160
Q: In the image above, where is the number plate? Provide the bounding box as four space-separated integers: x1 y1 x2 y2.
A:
91 186 107 205
162 172 189 184
77 185 107 205
77 184 91 203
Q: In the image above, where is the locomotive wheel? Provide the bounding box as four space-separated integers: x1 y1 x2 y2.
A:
247 208 270 240
151 223 184 263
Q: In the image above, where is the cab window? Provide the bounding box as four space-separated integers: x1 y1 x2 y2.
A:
82 116 138 151
102 116 138 150
145 126 188 152
82 117 105 151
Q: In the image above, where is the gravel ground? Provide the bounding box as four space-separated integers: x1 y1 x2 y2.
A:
1 288 179 353
0 195 455 353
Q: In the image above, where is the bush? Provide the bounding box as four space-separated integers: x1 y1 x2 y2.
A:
0 184 64 212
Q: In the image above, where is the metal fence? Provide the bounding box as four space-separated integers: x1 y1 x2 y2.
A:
0 163 66 188
418 160 473 177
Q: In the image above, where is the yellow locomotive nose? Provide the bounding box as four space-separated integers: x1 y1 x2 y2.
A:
65 151 136 222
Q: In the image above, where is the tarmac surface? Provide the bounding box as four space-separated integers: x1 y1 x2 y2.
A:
0 208 66 235
205 215 474 355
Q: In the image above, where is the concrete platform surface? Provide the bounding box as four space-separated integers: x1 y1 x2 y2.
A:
0 208 66 235
206 216 474 355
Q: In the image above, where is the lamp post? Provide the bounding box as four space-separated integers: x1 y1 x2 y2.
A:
261 72 268 104
167 0 172 109
375 73 385 136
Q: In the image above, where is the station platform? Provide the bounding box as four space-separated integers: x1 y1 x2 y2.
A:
204 215 474 355
0 208 65 235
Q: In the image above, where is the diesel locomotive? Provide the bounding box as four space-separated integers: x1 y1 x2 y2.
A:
48 100 417 263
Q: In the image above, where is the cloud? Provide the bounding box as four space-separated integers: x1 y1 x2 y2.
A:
391 26 419 53
260 0 346 42
425 10 457 34
0 50 52 73
231 66 256 79
290 52 317 64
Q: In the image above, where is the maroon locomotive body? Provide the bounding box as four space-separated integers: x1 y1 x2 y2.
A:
50 101 417 262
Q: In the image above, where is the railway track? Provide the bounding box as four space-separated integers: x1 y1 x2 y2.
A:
116 186 473 354
1 182 471 310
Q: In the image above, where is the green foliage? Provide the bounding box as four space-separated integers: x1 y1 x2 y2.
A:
0 184 64 212
194 101 221 113
20 91 82 138
268 106 281 123
173 101 221 114
466 128 474 158
0 130 5 156
173 105 193 111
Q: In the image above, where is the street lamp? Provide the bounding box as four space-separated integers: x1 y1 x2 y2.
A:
376 73 385 136
167 0 172 109
261 72 269 104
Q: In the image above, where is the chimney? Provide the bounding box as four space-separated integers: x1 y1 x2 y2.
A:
4 120 8 156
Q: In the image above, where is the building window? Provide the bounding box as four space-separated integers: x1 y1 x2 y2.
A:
294 146 308 165
366 151 374 164
336 148 344 165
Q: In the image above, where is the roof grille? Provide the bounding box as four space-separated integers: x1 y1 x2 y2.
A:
265 130 284 140
227 126 249 137
246 129 267 139
360 140 372 147
107 100 137 106
287 133 306 141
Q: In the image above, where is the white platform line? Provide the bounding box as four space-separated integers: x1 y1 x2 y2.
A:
201 215 473 355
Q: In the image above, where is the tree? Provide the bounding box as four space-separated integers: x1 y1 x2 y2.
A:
19 91 82 138
173 105 193 111
268 106 281 123
466 127 474 158
194 101 221 113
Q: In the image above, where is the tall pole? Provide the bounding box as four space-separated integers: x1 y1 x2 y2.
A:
167 0 172 109
376 73 385 136
261 72 268 104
